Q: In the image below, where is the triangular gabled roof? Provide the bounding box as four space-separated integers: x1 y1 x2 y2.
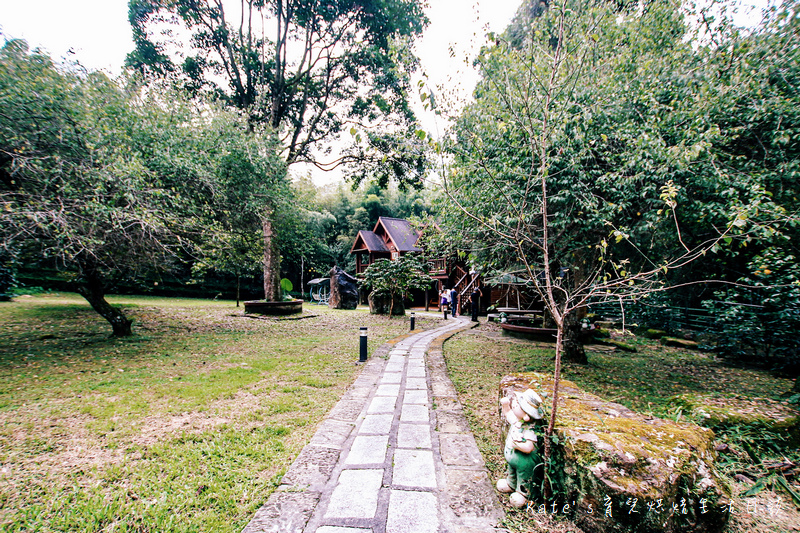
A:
374 217 422 253
351 230 390 254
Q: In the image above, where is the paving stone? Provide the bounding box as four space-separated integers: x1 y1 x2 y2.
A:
431 396 461 410
281 446 341 489
328 400 365 422
359 414 394 434
380 372 402 384
388 355 406 364
396 424 431 449
345 435 389 465
386 490 438 533
435 410 470 433
241 489 319 533
392 449 436 488
384 363 405 373
406 366 426 378
402 389 428 405
400 404 429 423
443 469 505 523
405 377 427 390
324 469 383 519
353 372 381 386
375 384 401 397
309 420 355 449
439 434 485 467
367 395 397 414
316 526 372 533
343 386 372 400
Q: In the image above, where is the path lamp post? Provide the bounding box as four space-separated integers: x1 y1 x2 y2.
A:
359 327 368 362
410 312 416 331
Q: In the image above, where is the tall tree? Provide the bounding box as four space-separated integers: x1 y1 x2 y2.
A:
127 0 429 177
127 0 430 299
0 40 286 335
439 0 793 486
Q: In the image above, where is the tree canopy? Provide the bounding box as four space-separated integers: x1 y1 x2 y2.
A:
360 255 432 315
440 0 798 326
126 0 430 186
434 0 800 449
0 40 286 335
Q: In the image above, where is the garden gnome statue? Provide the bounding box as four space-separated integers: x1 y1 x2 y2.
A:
497 388 544 508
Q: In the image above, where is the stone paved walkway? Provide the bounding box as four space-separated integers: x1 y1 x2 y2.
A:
241 316 504 533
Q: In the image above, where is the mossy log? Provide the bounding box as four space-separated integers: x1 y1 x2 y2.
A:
500 373 730 533
669 393 800 445
660 337 700 349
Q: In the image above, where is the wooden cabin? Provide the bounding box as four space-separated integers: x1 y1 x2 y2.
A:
350 217 485 312
351 217 422 274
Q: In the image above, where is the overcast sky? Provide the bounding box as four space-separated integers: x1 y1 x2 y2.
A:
0 0 521 118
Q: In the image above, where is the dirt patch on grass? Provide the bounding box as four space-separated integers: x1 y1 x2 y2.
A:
133 411 234 447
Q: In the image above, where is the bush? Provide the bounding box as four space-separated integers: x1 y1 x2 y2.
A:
702 247 800 376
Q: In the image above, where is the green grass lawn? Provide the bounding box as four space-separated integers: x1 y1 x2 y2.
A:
443 322 800 533
0 293 441 532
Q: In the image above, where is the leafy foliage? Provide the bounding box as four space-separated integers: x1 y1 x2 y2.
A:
438 0 800 360
281 178 434 288
435 0 800 487
360 255 432 315
127 0 431 187
703 247 800 374
0 40 286 333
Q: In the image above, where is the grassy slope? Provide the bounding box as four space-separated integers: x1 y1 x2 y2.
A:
0 294 440 532
442 323 800 533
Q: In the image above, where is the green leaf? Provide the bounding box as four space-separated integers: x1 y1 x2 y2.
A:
743 476 771 497
280 278 293 293
775 476 800 508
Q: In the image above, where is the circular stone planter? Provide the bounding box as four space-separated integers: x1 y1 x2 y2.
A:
244 299 303 315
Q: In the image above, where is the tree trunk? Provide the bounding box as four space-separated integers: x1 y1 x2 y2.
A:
562 308 588 364
543 324 565 500
76 264 132 337
262 215 281 302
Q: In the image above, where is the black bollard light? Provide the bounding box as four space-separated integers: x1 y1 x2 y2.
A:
443 308 448 320
359 327 368 362
410 311 416 331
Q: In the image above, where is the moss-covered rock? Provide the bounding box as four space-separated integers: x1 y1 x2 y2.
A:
500 373 730 533
591 338 638 352
639 328 668 339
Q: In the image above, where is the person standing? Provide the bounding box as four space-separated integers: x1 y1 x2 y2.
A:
470 286 483 322
450 287 459 317
440 287 450 318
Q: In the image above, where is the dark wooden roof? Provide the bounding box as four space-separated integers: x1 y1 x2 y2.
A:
350 217 422 255
374 217 422 252
351 230 389 253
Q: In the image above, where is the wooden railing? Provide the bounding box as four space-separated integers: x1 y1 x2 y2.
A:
428 258 447 274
